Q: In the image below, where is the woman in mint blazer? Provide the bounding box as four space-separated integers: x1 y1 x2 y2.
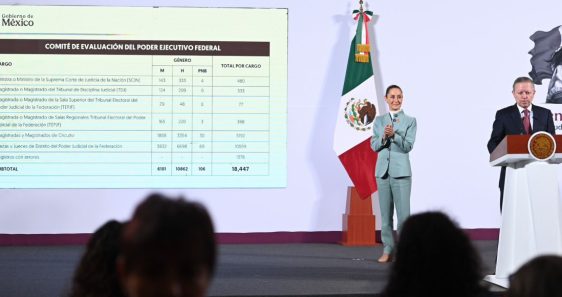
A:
370 85 417 263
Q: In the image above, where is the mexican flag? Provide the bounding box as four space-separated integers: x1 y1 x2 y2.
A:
332 8 379 199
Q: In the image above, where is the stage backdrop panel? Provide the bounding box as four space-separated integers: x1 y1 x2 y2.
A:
0 0 561 235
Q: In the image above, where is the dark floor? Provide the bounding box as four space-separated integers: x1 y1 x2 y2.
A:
0 241 501 297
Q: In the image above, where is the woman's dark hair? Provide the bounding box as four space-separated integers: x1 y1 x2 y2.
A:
120 193 216 279
385 85 402 96
69 220 125 297
507 255 562 297
382 211 484 297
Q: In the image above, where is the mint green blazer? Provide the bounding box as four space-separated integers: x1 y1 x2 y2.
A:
370 110 417 178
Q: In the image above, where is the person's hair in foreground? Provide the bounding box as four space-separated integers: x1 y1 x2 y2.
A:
69 219 125 297
118 193 216 297
381 211 485 297
506 255 562 297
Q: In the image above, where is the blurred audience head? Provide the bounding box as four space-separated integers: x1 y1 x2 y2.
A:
118 193 216 297
69 219 125 297
382 211 484 297
507 255 562 297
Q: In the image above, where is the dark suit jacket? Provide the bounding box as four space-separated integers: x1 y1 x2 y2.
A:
487 104 556 188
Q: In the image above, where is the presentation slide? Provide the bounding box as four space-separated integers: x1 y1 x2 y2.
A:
0 6 288 188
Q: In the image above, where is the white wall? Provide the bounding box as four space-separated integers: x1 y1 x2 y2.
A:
0 0 560 233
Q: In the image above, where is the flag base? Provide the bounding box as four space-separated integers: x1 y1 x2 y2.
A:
341 186 377 246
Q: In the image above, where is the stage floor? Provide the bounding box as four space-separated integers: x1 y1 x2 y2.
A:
0 241 500 297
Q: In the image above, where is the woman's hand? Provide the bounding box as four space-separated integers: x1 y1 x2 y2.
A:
384 124 395 138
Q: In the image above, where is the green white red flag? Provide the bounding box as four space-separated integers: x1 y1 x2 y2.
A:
332 7 379 199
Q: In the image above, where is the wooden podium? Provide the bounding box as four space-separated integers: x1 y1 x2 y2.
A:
341 187 377 246
485 135 562 287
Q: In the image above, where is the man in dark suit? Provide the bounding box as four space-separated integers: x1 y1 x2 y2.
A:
487 77 556 211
